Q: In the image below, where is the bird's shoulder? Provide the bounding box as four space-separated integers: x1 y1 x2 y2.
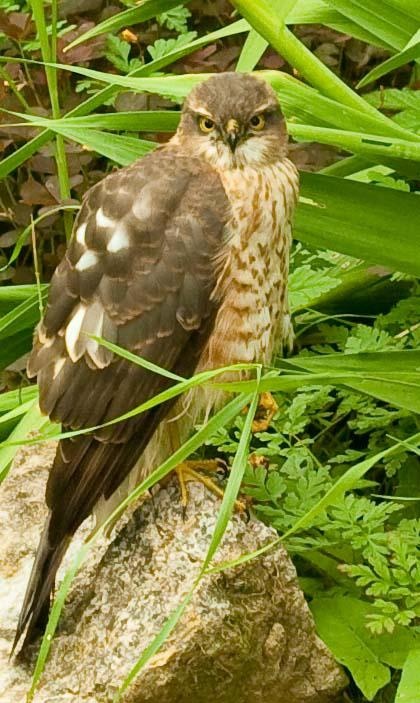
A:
82 144 229 222
28 144 231 427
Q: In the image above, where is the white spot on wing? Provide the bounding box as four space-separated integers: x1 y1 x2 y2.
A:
107 226 129 253
52 357 66 379
38 324 54 346
76 222 87 246
76 250 98 271
132 187 153 220
65 304 87 361
96 207 114 229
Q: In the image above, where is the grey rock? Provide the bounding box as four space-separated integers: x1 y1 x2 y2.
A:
1 442 347 703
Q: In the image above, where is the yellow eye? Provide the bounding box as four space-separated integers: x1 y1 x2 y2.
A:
199 116 215 133
250 114 265 131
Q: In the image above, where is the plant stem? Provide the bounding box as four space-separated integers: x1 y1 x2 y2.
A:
0 65 31 111
30 0 73 240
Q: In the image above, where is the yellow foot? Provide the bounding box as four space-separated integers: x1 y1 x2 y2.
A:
252 392 279 433
175 459 246 515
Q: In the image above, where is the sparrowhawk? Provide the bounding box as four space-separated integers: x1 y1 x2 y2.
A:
15 72 299 650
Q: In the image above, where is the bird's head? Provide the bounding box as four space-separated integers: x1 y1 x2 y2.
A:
175 72 288 169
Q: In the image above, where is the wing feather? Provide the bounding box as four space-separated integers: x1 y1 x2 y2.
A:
16 146 230 649
30 146 230 513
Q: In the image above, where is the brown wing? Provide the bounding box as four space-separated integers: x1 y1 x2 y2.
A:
15 147 229 649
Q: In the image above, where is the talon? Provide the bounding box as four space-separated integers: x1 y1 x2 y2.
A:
252 392 278 433
175 460 245 512
249 453 270 469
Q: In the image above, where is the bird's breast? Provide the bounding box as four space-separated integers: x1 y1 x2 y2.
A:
199 158 299 372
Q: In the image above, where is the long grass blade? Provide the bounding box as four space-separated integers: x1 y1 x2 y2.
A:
289 124 420 162
236 29 269 72
357 29 420 88
30 0 72 237
0 401 48 483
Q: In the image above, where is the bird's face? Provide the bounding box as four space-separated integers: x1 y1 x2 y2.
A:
176 73 288 169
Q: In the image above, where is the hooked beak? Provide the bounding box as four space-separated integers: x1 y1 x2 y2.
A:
225 118 240 152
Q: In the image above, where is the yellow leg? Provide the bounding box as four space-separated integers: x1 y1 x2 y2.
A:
252 392 279 433
175 460 246 514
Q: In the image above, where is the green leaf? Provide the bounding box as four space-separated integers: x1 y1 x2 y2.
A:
4 111 180 132
358 31 420 88
0 205 79 274
230 0 392 119
289 264 342 310
396 649 420 703
0 386 38 414
310 595 419 700
3 111 156 164
157 4 191 32
65 0 188 50
384 0 420 23
208 432 420 575
295 173 420 277
0 284 48 315
287 1 394 47
285 350 420 414
321 0 417 50
0 401 48 483
0 291 47 340
289 124 420 163
236 28 269 72
0 21 248 180
147 32 197 61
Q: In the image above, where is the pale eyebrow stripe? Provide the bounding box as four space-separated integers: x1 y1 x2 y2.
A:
254 102 277 113
187 98 215 119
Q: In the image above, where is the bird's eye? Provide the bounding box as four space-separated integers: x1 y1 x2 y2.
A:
250 114 265 131
198 116 215 133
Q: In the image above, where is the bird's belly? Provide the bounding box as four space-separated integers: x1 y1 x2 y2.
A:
198 158 298 372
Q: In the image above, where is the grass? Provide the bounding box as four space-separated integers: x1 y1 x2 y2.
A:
0 0 419 701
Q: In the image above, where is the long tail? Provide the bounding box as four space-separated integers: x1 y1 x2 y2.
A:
12 513 70 655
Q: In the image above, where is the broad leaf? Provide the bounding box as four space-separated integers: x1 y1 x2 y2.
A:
395 649 420 703
310 595 419 700
295 173 420 277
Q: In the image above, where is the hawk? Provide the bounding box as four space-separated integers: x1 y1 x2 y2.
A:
15 72 299 649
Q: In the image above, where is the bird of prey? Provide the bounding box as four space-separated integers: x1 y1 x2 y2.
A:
14 72 299 650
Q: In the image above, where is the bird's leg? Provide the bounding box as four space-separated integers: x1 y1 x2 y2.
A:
251 391 279 433
175 459 246 515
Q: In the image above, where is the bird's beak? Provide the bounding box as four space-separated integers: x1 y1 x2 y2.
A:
225 118 240 152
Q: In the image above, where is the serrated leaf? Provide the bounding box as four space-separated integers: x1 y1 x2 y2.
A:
289 264 341 310
157 5 191 32
148 32 197 61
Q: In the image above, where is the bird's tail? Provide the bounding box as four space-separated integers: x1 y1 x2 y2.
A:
12 513 70 655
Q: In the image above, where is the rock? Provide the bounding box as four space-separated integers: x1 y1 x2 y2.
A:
0 443 347 703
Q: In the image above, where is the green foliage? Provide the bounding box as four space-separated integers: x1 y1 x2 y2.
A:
364 89 420 134
395 649 420 703
147 31 197 61
203 253 420 699
310 595 419 700
157 4 191 33
0 0 420 701
105 35 143 74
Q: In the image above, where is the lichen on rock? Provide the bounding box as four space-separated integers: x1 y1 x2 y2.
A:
1 442 347 703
